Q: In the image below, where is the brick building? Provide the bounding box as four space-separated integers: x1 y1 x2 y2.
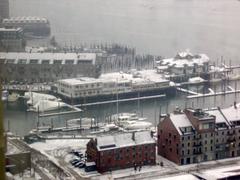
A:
158 103 240 165
86 131 156 172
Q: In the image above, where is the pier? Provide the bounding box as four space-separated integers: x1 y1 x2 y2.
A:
74 94 166 107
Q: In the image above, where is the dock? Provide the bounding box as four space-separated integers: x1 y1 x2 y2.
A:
74 94 166 107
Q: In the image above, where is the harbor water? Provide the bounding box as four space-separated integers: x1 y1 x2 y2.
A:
5 0 240 136
4 80 240 136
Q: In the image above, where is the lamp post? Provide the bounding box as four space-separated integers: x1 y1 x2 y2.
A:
0 82 6 180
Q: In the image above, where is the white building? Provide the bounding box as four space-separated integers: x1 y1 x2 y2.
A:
0 52 99 83
57 70 170 99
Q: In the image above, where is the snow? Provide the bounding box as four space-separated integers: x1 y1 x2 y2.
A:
170 113 194 135
0 52 96 64
153 173 199 180
30 139 89 151
59 69 169 86
157 52 209 68
207 109 229 125
199 164 240 179
188 77 205 83
96 131 155 151
32 100 66 112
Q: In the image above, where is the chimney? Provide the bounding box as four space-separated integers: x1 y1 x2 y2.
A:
234 101 237 109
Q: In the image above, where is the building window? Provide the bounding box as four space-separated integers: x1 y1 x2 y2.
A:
182 143 184 148
188 136 190 140
222 131 224 135
211 146 213 151
205 147 207 152
182 150 184 156
205 134 207 138
182 137 184 141
210 139 213 144
174 135 176 139
188 142 190 147
187 149 190 155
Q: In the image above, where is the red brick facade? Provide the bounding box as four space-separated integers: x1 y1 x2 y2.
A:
86 132 156 173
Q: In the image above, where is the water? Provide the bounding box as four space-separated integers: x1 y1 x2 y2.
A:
9 0 240 62
4 82 240 136
5 0 240 136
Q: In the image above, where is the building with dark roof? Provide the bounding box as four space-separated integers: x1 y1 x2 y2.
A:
86 131 156 172
158 104 240 165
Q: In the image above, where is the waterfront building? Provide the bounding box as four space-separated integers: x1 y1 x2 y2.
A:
0 52 99 83
156 52 210 82
2 17 50 36
86 131 156 172
57 70 170 100
0 28 25 51
0 0 9 20
157 104 240 165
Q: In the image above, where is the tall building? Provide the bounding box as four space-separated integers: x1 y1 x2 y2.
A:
157 104 240 165
0 0 9 20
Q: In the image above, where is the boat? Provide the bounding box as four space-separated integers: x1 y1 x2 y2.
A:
188 77 206 84
30 100 66 112
24 92 59 106
112 113 152 130
7 93 19 102
1 90 8 101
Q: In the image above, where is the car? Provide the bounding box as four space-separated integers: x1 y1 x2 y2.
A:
71 160 80 166
70 159 79 164
74 152 84 157
78 162 85 168
74 161 83 167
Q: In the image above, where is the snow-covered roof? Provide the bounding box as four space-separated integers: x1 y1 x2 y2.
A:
157 52 209 68
221 103 240 122
207 109 229 125
3 16 49 24
0 52 96 64
170 113 194 135
96 131 155 151
58 69 169 86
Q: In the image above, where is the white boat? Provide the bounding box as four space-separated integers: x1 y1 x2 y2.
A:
188 77 205 84
24 92 59 106
1 90 8 101
30 100 66 112
123 121 152 130
112 113 152 130
8 93 19 102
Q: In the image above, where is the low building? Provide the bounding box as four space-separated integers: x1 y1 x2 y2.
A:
157 104 240 165
2 16 50 36
0 28 25 51
56 70 170 101
86 131 156 172
156 52 210 82
0 52 100 83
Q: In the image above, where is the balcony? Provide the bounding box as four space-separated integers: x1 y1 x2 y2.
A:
193 150 202 155
193 142 202 147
